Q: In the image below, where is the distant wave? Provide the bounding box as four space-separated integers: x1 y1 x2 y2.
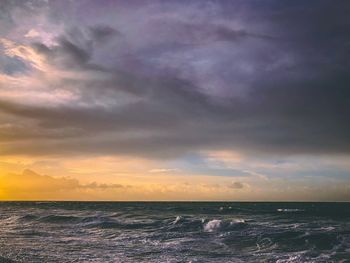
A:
39 215 82 223
19 214 38 221
277 208 304 212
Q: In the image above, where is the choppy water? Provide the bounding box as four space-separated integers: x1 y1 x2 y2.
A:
0 202 349 262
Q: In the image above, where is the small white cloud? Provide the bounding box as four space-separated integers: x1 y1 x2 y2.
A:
25 29 40 38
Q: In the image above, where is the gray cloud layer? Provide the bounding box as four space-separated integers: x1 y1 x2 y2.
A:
0 0 349 158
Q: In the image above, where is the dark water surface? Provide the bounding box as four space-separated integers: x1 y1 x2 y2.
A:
0 202 349 262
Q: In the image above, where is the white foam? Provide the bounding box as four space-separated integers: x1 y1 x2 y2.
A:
173 216 182 224
204 219 222 232
203 218 245 232
277 209 303 212
231 218 245 224
320 226 336 231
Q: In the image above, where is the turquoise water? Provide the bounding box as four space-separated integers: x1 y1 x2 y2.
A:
0 202 349 262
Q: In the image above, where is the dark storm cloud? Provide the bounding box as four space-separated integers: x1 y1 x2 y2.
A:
32 37 98 70
0 0 350 158
58 37 91 66
89 25 120 43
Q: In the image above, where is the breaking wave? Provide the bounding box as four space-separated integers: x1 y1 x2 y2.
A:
203 218 246 232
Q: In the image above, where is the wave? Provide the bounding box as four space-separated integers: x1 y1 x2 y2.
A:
256 237 278 252
168 216 204 233
173 216 183 224
277 209 304 212
0 202 349 262
16 212 163 231
19 214 39 221
80 216 162 230
203 218 246 232
38 215 82 223
169 216 248 233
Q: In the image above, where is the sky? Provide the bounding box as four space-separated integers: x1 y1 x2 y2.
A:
0 0 349 201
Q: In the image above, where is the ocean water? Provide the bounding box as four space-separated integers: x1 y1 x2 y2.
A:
0 202 349 263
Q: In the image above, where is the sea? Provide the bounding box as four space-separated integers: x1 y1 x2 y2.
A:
0 202 349 263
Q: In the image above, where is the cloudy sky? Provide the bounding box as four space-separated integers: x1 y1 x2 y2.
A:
0 0 349 201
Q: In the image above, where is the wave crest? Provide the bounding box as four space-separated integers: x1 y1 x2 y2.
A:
204 218 246 232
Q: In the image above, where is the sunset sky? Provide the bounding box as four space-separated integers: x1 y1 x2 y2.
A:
0 0 349 201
